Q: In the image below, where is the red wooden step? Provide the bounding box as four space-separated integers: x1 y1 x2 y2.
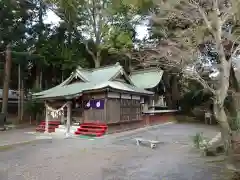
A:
36 121 60 133
82 122 107 126
81 125 107 129
74 122 107 137
77 127 105 133
79 126 106 131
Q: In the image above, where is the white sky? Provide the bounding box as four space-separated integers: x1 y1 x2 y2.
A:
44 11 149 40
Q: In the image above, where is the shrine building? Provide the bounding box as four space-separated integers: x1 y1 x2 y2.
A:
33 62 177 135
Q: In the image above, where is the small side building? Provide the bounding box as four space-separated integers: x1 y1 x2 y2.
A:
130 68 179 125
0 89 24 123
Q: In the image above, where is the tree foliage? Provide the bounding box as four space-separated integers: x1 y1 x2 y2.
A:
46 0 142 67
0 0 147 90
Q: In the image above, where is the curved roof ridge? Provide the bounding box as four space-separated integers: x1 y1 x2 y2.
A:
131 67 162 75
82 63 122 72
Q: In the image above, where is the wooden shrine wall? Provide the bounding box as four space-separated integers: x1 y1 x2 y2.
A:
106 93 142 124
120 98 141 122
83 93 106 122
82 92 142 124
106 98 121 123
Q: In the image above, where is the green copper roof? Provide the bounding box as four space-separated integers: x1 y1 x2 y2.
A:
34 63 125 97
36 82 91 99
35 81 152 100
33 63 153 100
33 75 73 97
129 68 164 89
78 64 123 83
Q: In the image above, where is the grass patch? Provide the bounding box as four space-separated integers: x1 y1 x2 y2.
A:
192 132 208 149
0 145 14 151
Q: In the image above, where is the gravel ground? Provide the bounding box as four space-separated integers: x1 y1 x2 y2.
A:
0 123 226 180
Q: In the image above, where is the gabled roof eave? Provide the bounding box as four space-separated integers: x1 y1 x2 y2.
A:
109 67 135 85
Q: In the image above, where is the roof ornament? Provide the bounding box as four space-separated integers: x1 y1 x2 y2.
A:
74 72 79 79
74 74 79 79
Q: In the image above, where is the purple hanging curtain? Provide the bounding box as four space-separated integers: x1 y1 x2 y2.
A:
92 99 105 109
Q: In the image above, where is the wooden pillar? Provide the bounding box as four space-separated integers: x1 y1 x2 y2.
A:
45 103 49 133
104 98 108 123
66 101 72 137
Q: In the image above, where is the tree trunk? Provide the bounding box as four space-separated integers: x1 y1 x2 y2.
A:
20 79 24 123
226 92 240 170
162 72 173 108
34 66 41 124
227 65 240 128
230 65 239 92
39 70 42 89
212 53 232 163
226 93 238 128
214 100 238 170
214 101 231 148
17 64 21 124
171 76 180 109
2 44 12 115
94 60 100 68
35 0 43 90
35 66 40 90
94 53 101 68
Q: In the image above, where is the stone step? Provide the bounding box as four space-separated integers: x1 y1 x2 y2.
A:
58 125 66 129
55 129 65 133
53 130 76 136
55 129 77 133
55 126 79 134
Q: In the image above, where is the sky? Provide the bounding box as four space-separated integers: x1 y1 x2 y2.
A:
44 11 149 40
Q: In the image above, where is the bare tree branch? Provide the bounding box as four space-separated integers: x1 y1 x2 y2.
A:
188 0 214 33
183 68 216 94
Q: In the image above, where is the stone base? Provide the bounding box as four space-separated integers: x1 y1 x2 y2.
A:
204 132 224 156
205 145 225 156
106 113 176 134
54 125 80 135
142 112 176 126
